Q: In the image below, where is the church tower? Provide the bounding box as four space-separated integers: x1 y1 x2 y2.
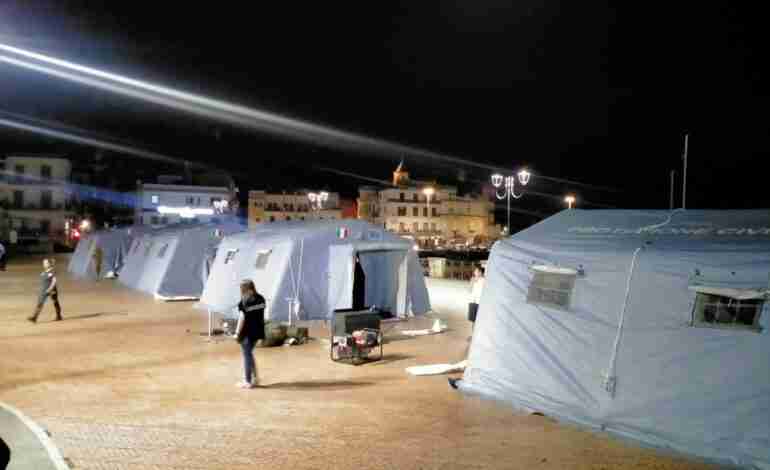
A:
393 159 410 186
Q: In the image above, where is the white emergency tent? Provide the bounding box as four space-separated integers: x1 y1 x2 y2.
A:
198 220 431 321
460 209 770 469
67 227 148 279
118 222 244 300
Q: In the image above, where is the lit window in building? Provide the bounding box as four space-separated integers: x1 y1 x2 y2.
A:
151 195 159 204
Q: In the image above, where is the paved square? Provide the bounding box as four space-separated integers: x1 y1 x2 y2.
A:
1 255 715 469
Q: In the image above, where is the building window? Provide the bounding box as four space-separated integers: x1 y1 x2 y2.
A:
151 195 159 204
399 222 405 232
41 165 52 179
399 193 405 201
398 207 407 217
432 208 437 217
526 265 578 310
412 222 419 232
423 207 428 217
412 207 418 217
151 216 160 225
12 190 23 209
412 193 418 202
431 223 437 231
40 220 50 234
14 165 24 183
423 222 429 231
691 289 764 331
40 190 52 210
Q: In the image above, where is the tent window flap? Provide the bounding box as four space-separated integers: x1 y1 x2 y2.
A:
526 265 577 310
255 250 271 269
691 288 765 331
224 249 238 265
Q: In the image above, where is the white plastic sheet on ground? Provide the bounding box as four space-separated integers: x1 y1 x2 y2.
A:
459 209 770 470
406 360 467 376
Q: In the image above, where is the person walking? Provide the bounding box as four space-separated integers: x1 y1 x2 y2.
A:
92 246 103 281
234 279 266 389
28 259 62 323
468 266 485 330
0 241 6 271
450 265 486 390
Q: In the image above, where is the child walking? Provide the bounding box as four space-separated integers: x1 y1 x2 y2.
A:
28 258 62 323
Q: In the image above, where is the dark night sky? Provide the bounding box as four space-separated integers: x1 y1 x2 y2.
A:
1 1 768 218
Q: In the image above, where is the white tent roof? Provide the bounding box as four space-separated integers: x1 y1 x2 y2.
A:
460 209 770 469
118 222 245 300
199 219 430 321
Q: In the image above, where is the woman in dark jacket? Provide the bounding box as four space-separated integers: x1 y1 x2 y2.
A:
235 279 266 389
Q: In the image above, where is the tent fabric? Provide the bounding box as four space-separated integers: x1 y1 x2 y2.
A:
198 220 431 321
67 227 148 279
459 209 770 469
118 222 244 300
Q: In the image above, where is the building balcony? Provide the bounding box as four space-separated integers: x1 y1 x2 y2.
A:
394 229 443 236
0 175 66 186
1 202 76 211
386 198 442 204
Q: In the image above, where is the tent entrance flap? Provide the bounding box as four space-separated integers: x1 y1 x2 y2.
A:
357 249 408 316
328 245 355 313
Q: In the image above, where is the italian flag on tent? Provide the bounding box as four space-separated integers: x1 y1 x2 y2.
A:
336 227 350 239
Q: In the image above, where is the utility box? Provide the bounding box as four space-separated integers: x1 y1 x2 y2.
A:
332 309 381 336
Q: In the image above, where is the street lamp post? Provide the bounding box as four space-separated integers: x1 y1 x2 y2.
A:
491 169 531 236
422 187 435 217
307 191 329 217
422 187 435 249
565 195 576 209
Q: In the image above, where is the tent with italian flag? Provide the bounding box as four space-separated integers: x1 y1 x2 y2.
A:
198 220 431 321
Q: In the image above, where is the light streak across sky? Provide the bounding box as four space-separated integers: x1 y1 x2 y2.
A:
0 42 620 193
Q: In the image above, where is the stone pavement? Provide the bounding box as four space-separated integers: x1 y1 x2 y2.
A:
0 255 717 470
0 402 67 470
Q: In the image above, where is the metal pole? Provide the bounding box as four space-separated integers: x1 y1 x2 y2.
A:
682 133 689 209
506 191 511 235
669 170 675 210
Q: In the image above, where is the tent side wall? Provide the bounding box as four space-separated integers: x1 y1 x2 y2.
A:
461 211 770 469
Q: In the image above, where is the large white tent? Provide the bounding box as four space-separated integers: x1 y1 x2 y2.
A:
67 227 149 279
459 209 770 469
198 220 431 321
118 222 244 300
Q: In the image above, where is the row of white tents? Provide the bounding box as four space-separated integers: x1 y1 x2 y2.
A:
68 219 431 319
67 210 770 468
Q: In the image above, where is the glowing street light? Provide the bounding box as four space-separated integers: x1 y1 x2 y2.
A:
308 191 329 213
422 186 435 219
491 168 531 235
565 194 576 209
